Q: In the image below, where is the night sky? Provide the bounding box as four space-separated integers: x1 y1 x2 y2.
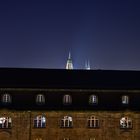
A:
0 0 140 70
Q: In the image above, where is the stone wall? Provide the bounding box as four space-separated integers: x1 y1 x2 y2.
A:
0 110 140 140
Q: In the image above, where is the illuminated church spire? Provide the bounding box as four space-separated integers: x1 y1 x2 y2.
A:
85 60 90 70
66 52 73 70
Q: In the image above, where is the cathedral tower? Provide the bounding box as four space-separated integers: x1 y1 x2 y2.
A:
85 60 91 70
66 52 73 70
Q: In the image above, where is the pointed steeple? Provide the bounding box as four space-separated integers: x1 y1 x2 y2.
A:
85 60 90 70
66 52 73 70
68 52 71 59
85 61 88 69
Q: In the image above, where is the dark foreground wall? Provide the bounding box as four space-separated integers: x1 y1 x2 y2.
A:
0 88 140 140
0 68 140 140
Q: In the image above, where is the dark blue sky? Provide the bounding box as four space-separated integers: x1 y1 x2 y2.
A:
0 0 140 70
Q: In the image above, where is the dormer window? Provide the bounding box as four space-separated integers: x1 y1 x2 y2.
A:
122 95 129 105
2 93 12 104
63 95 72 105
89 95 98 105
36 94 45 105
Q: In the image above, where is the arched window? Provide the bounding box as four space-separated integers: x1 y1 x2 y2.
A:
34 115 46 128
36 94 45 104
0 117 12 128
120 117 132 129
63 95 72 105
122 95 129 104
88 116 99 128
60 116 73 128
89 95 98 104
2 94 12 104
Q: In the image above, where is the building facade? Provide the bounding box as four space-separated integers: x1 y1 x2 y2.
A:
0 68 140 140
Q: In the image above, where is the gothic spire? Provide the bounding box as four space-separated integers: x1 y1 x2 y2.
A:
66 52 73 70
85 60 90 70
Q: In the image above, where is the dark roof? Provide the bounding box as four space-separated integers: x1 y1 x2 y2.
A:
0 68 140 90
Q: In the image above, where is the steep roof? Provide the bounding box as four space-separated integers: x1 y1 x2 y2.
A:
0 68 140 90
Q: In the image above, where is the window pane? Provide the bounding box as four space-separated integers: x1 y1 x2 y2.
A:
95 120 99 127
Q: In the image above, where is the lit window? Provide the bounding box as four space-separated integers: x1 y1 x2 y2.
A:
2 94 12 104
36 94 45 104
122 95 129 104
120 117 132 129
0 117 12 128
89 95 98 104
88 116 99 128
63 95 72 105
34 115 46 128
60 116 73 128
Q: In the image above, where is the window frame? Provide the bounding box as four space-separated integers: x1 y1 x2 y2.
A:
60 116 73 128
87 116 99 128
0 117 12 129
34 115 46 128
120 117 132 129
